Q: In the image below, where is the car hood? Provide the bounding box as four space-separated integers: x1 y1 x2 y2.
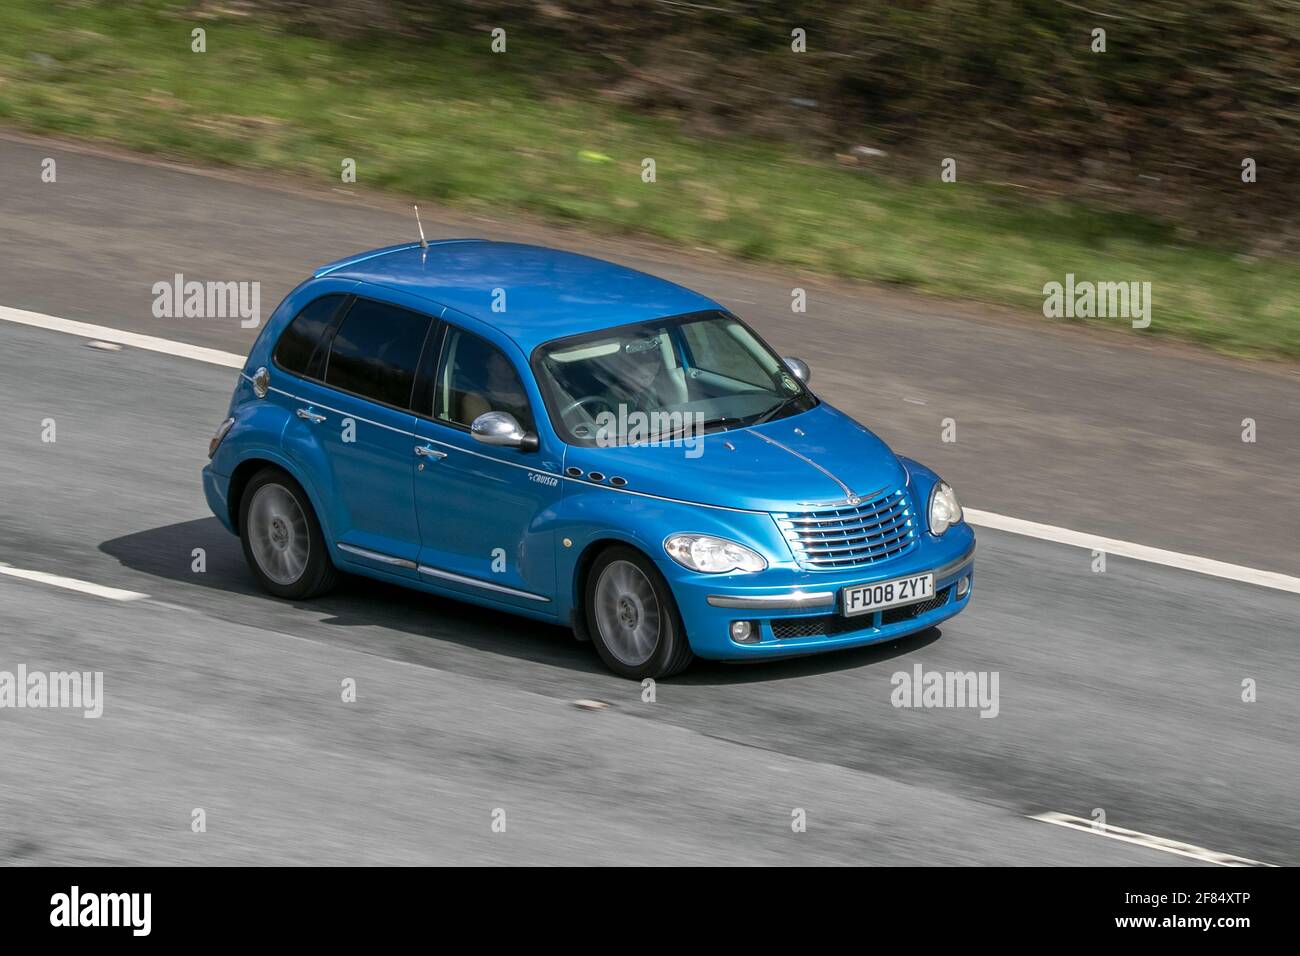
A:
561 402 908 512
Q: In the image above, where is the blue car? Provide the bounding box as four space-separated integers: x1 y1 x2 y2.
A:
203 240 974 678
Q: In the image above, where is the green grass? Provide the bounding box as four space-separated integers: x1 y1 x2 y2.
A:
3 0 1298 358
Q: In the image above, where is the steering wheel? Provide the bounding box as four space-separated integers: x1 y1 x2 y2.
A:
560 395 617 421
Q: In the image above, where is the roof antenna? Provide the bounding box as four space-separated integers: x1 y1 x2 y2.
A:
412 204 429 249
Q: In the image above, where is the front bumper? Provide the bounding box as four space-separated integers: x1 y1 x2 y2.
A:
665 523 975 659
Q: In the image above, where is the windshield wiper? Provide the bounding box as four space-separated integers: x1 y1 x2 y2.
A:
656 416 741 442
752 395 800 426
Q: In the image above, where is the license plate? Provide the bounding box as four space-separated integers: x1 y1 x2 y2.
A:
842 573 934 617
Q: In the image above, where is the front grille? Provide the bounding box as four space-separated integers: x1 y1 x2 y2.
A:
774 489 917 569
771 587 952 639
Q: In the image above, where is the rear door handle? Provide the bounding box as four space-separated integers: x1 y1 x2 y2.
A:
415 444 447 460
296 408 326 424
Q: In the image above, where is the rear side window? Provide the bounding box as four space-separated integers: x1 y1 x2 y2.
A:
273 294 346 377
324 298 433 409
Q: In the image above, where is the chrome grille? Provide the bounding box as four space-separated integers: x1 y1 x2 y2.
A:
774 489 917 569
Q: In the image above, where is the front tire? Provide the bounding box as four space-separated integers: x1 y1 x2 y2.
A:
238 466 337 600
585 545 694 679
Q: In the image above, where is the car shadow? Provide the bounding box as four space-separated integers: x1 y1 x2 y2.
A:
98 517 604 675
100 517 943 684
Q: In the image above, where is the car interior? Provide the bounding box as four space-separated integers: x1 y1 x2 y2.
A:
538 314 800 441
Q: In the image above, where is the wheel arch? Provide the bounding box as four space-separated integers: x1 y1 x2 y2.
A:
226 452 334 547
570 535 657 639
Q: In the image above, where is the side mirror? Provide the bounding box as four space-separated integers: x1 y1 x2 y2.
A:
783 356 811 385
470 411 538 451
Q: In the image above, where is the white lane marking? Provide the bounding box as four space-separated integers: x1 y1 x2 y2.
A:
967 509 1300 595
4 305 1299 595
1029 812 1276 867
0 305 245 368
0 563 148 602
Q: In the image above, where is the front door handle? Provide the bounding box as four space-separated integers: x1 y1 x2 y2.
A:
296 408 326 424
414 444 447 460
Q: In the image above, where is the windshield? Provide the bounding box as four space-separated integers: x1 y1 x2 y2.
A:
532 310 816 445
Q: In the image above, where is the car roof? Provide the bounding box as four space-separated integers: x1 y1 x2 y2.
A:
315 240 721 353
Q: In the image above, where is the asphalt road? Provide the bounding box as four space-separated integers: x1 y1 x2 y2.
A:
0 132 1297 865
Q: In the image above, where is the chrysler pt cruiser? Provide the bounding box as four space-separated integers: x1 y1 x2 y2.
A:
203 240 974 678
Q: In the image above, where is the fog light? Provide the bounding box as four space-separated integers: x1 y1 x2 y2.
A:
957 576 970 597
729 620 757 643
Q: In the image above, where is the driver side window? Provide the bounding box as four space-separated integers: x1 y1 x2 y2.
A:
434 327 534 432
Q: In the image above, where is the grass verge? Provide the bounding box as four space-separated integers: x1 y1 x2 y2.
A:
2 0 1297 358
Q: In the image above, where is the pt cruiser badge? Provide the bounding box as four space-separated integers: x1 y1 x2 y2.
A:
203 240 974 678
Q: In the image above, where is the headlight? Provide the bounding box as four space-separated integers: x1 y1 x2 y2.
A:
928 481 963 535
208 417 235 459
664 534 767 573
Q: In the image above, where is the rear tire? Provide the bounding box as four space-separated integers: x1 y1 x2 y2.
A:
585 545 694 679
238 466 338 600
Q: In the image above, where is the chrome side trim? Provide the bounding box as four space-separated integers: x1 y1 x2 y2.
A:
706 590 836 610
261 383 414 436
248 376 770 514
752 430 855 498
417 564 551 602
933 544 976 580
336 542 418 569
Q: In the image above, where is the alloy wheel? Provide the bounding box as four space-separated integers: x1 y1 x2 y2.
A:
246 482 310 586
593 559 661 667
